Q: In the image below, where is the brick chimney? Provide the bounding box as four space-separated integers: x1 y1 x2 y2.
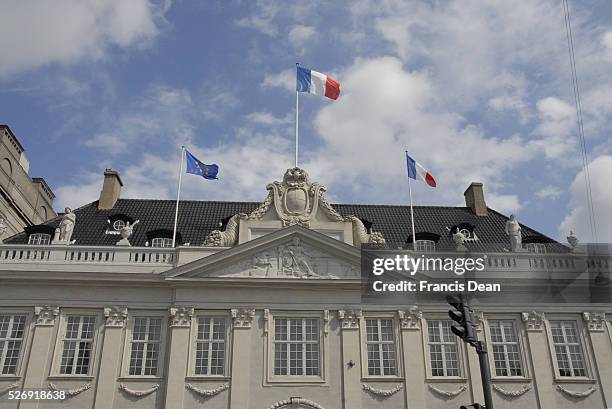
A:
464 182 488 216
98 169 123 210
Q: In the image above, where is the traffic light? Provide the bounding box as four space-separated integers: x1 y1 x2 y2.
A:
460 404 485 409
446 294 477 345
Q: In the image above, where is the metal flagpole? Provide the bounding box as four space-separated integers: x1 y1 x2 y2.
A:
295 62 299 168
408 177 417 251
172 145 185 248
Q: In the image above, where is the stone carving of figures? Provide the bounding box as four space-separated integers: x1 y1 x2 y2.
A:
505 214 523 252
281 238 315 277
452 228 468 252
58 207 76 242
117 220 140 246
250 252 273 277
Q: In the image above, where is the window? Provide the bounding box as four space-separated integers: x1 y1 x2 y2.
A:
550 321 587 377
151 238 172 248
525 243 546 253
428 320 460 377
112 220 126 231
365 319 396 376
273 318 320 376
128 317 162 376
59 315 96 375
489 320 523 376
415 240 436 252
195 317 226 375
28 233 50 245
0 315 26 374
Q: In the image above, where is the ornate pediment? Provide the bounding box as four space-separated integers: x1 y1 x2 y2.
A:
168 226 362 280
204 167 385 247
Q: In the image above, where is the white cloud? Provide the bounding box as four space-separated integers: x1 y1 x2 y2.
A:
536 185 563 200
560 155 612 242
262 69 295 92
246 112 292 126
487 194 522 215
530 97 578 160
0 0 169 78
234 0 280 37
288 25 316 52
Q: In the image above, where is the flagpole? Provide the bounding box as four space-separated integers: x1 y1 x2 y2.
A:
172 145 185 248
295 62 299 168
406 151 417 251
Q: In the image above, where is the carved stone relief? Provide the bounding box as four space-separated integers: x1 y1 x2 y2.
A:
582 312 606 332
338 310 361 329
169 306 194 327
232 308 256 328
521 311 545 331
104 306 128 327
398 306 422 330
35 305 59 326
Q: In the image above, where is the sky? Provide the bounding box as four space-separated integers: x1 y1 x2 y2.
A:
1 0 612 243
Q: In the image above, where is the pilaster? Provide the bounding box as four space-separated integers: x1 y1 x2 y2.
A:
338 309 361 409
93 307 128 409
398 307 426 409
521 311 555 409
228 308 255 408
583 312 610 406
163 306 194 409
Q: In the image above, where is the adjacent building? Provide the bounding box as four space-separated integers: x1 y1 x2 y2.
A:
0 167 609 409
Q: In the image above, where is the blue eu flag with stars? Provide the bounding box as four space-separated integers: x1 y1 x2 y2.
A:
185 150 218 180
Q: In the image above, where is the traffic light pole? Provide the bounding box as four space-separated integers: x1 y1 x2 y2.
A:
474 340 494 409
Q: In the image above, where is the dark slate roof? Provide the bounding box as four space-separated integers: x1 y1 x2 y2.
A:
5 199 567 252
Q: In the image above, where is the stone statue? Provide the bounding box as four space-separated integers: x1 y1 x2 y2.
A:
117 220 140 246
280 237 314 277
58 207 76 243
567 230 579 252
0 218 6 243
505 214 523 252
452 228 468 252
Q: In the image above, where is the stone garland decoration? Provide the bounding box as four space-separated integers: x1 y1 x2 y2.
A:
362 383 403 397
185 383 230 397
0 383 19 395
118 383 159 398
266 397 326 409
48 382 91 397
492 384 532 398
428 384 467 398
556 384 597 399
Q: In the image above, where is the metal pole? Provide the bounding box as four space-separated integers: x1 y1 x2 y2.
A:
408 177 416 251
295 62 301 168
476 341 494 409
172 146 185 248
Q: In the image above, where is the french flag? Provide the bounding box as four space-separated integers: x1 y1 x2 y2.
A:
406 153 436 187
296 66 340 100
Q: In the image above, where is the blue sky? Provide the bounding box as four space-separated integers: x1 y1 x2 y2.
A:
1 0 612 243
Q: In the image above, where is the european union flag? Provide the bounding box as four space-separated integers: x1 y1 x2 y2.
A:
185 150 219 180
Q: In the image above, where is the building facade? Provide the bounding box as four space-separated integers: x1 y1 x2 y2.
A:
0 125 56 242
0 167 610 409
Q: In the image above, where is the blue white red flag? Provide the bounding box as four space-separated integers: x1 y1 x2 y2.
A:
406 153 436 187
296 67 340 100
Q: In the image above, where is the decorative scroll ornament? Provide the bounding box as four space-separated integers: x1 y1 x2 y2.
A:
428 384 467 398
266 397 326 409
582 312 606 332
398 306 422 330
472 309 484 331
35 305 59 326
169 306 194 327
323 310 330 335
232 308 256 328
185 383 229 397
104 306 128 327
119 383 159 398
362 383 403 397
48 382 91 397
521 311 545 331
203 167 386 247
338 310 362 329
492 384 532 398
0 383 19 395
556 384 597 399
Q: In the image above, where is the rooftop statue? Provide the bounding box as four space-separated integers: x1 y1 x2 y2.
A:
505 214 524 252
117 220 140 246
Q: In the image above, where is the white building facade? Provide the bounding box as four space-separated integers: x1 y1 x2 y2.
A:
0 168 610 409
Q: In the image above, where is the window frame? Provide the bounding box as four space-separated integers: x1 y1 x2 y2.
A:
415 240 436 252
28 233 51 245
0 310 32 378
50 310 102 379
545 317 593 381
120 311 167 379
359 312 403 380
187 311 232 379
482 315 530 380
421 315 467 380
151 237 173 248
264 310 329 385
525 243 547 253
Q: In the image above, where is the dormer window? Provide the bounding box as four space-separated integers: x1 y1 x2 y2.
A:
415 240 436 252
151 238 173 248
525 243 546 254
28 233 51 245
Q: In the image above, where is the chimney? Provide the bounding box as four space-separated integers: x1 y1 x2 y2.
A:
464 182 488 216
98 169 123 210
